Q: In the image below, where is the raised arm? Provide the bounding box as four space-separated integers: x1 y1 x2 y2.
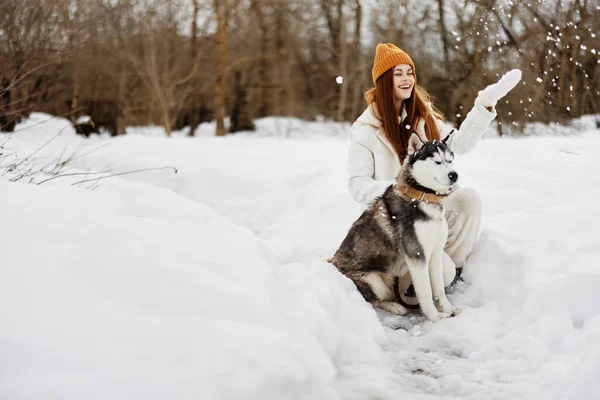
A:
440 69 522 155
439 99 497 155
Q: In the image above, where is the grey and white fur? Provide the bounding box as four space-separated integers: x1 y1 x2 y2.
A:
332 132 460 321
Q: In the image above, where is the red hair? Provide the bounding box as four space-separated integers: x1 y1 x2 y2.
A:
364 68 444 162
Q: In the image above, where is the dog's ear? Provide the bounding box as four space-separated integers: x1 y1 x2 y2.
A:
441 129 455 145
407 132 424 155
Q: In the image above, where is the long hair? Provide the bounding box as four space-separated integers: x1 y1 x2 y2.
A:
364 68 444 162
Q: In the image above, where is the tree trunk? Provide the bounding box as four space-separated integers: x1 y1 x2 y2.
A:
273 0 286 116
336 16 347 121
189 0 200 136
321 0 344 118
0 78 13 132
437 0 450 71
213 0 228 136
250 0 268 118
350 0 363 120
70 61 80 124
230 70 254 133
191 0 199 61
161 106 172 136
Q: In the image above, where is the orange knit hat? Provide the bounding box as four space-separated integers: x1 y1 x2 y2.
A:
372 43 415 85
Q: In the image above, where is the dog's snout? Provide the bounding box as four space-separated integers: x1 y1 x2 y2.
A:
448 171 458 183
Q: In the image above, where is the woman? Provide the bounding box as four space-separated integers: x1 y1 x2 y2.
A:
348 43 515 288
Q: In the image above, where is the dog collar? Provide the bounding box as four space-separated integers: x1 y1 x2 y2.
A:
396 184 447 204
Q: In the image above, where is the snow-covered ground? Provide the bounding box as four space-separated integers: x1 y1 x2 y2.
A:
1 113 599 400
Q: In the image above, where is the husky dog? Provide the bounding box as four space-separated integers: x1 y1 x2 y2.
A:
332 132 460 321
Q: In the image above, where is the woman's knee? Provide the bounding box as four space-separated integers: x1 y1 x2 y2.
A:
444 188 483 266
446 187 482 216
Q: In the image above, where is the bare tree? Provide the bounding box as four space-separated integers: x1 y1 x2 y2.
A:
1 0 597 135
0 0 60 131
187 0 202 136
213 0 229 136
108 1 201 136
437 0 450 71
58 0 87 124
249 0 269 118
349 0 366 120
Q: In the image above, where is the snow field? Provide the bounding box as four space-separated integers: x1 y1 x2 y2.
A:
1 112 600 399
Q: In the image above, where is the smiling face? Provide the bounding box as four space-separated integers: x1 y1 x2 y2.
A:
393 64 415 104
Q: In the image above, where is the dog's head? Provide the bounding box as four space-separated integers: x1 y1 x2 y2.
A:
403 132 458 195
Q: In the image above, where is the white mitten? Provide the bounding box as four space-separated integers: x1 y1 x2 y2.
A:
475 69 522 109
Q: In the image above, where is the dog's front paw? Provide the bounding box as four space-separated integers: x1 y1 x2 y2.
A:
421 305 442 322
426 313 444 322
449 306 462 317
379 301 408 315
437 297 460 316
437 307 461 319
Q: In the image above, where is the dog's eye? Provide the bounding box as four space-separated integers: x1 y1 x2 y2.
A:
435 161 442 165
